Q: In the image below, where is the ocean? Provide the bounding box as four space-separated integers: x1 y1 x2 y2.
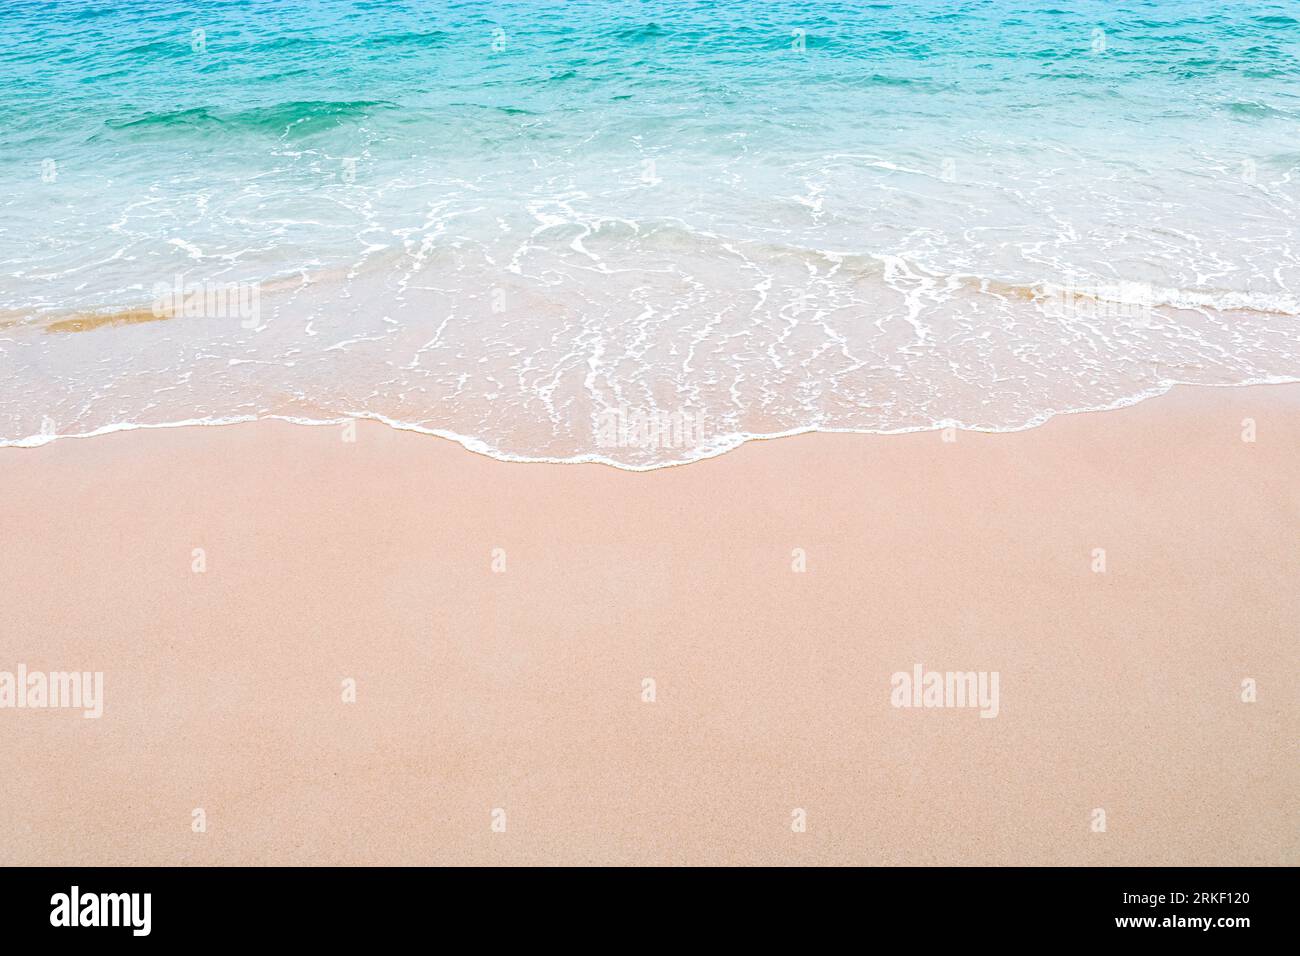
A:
2 0 1298 467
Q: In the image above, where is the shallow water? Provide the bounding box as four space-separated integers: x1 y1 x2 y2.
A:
2 0 1298 466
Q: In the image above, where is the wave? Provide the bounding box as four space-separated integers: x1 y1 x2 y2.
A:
5 377 1299 472
1225 100 1293 119
355 29 451 50
101 100 398 138
611 24 668 43
15 218 1300 335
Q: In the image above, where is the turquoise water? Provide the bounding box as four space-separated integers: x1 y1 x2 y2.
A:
2 1 1299 466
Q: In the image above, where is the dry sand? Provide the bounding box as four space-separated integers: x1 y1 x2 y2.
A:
0 383 1296 865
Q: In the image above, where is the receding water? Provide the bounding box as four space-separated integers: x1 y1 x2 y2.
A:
2 0 1298 466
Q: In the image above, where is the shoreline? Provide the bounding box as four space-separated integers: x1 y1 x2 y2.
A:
5 376 1300 471
1 381 1296 865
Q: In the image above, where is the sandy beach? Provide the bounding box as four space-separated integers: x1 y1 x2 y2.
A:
0 383 1296 866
